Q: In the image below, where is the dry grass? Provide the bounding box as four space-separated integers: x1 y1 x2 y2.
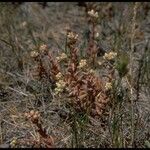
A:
0 2 149 148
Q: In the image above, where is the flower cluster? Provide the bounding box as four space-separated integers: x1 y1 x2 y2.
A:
56 53 67 62
39 44 48 54
87 9 99 19
29 27 112 118
24 110 54 148
78 59 87 69
67 31 78 41
24 110 40 122
55 72 63 80
103 51 117 61
30 51 39 58
89 69 96 74
55 79 66 94
105 82 112 91
10 138 17 148
67 31 79 46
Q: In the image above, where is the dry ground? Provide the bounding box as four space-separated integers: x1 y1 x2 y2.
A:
0 2 149 148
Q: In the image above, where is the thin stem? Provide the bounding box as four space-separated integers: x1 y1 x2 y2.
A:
129 2 139 147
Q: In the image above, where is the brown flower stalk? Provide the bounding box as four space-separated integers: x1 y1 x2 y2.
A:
64 35 110 115
30 31 111 117
30 44 60 83
86 8 99 66
24 110 54 148
65 31 79 84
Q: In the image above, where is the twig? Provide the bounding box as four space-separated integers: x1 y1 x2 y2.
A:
7 87 28 97
129 2 139 147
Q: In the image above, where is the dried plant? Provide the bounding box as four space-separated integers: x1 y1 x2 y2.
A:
29 29 113 117
0 2 149 148
23 110 54 148
86 8 99 66
30 44 60 84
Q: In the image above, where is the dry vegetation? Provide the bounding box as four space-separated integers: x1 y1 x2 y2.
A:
0 2 150 148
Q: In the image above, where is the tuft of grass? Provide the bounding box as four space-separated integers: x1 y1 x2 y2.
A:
115 51 129 78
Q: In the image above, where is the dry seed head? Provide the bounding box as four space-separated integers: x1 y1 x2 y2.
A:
56 80 66 88
54 87 64 95
105 82 112 91
60 53 67 60
56 82 62 89
10 137 17 147
56 53 67 62
103 51 117 60
67 31 78 40
30 51 39 58
56 56 60 62
88 9 99 18
55 79 66 94
56 72 63 80
25 110 40 121
78 59 87 69
39 44 48 53
54 87 63 94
